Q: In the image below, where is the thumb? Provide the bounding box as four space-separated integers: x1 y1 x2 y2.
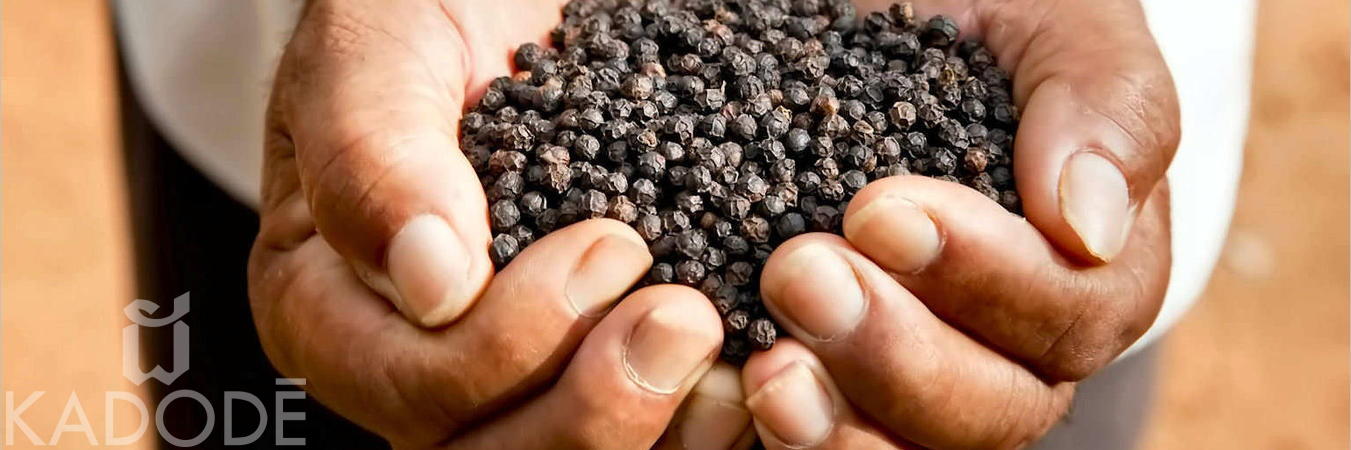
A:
273 1 494 327
982 0 1181 263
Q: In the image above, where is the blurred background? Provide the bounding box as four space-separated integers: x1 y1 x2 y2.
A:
2 0 1347 449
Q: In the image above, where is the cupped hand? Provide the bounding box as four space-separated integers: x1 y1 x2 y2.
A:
743 0 1178 448
251 0 749 447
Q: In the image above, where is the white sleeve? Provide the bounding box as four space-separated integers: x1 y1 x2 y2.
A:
113 0 302 207
1125 0 1256 355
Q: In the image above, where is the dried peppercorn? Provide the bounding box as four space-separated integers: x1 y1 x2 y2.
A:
649 262 675 284
723 309 750 333
747 318 777 350
463 0 1020 363
489 234 520 266
675 259 707 284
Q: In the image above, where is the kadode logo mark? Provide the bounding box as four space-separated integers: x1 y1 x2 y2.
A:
4 293 309 446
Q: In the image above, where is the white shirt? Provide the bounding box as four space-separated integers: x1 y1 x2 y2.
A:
112 1 1254 355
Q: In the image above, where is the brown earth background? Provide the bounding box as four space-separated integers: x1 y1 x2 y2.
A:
2 0 1347 448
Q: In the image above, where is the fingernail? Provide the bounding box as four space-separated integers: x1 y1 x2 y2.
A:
843 195 942 273
678 363 751 450
746 362 834 447
1060 151 1131 262
387 214 470 327
762 243 865 341
623 303 720 394
565 234 652 317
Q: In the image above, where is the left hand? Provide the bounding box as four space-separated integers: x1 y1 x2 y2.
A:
251 1 750 448
740 0 1178 448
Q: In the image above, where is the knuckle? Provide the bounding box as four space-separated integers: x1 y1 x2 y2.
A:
471 319 556 383
1120 259 1167 336
1037 344 1108 383
1035 299 1122 381
247 253 313 379
1002 385 1076 450
1037 260 1167 381
899 341 961 419
308 129 413 222
1087 67 1181 166
555 389 657 449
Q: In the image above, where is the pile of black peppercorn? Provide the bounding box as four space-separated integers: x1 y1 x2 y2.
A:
460 0 1021 363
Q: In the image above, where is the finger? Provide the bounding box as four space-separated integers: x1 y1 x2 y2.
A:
273 0 491 327
249 218 652 448
863 0 1180 263
842 176 1170 380
277 1 568 327
980 0 1180 263
440 0 566 102
742 339 908 450
656 363 756 450
449 285 723 449
759 234 1076 449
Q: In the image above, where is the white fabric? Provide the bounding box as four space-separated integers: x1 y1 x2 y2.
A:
1131 0 1254 355
112 0 1255 353
113 0 300 203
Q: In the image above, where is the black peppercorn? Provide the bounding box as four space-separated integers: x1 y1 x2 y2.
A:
621 74 654 100
759 194 788 216
676 190 706 213
724 309 750 333
649 262 675 284
775 212 807 238
811 205 841 231
841 169 868 193
723 235 751 256
488 171 524 201
675 259 707 284
747 318 777 350
490 199 520 232
489 234 520 266
466 0 1019 361
636 213 663 241
581 189 608 218
731 114 758 140
519 191 548 216
741 215 771 243
606 195 639 223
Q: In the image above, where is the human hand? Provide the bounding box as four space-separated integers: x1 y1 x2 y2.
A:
251 0 749 447
742 0 1178 448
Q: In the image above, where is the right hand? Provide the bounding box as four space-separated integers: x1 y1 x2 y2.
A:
250 0 751 447
739 0 1179 448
